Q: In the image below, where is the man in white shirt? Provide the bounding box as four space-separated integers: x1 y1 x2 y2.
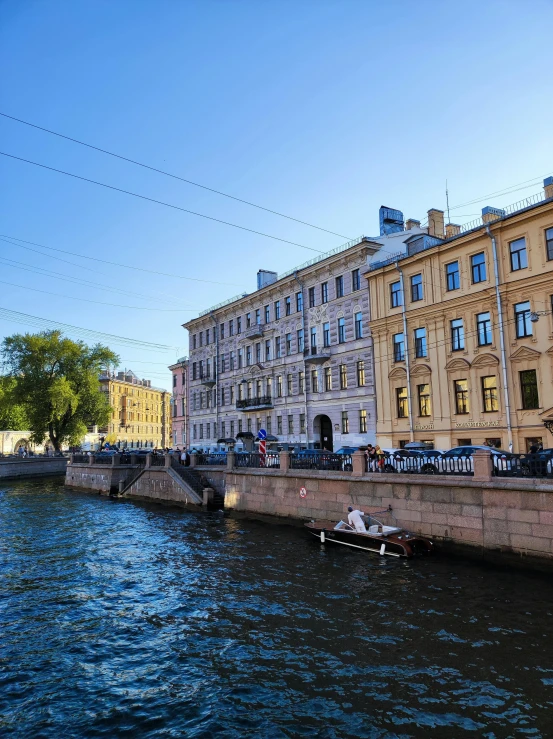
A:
347 506 367 533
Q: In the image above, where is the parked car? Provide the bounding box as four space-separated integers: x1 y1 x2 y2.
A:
435 445 512 475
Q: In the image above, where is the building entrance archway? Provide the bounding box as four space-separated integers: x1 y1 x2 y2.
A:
313 414 333 451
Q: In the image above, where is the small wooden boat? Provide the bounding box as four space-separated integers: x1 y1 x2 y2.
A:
304 508 433 558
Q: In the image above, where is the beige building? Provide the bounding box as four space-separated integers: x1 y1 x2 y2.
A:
365 178 553 452
99 370 171 449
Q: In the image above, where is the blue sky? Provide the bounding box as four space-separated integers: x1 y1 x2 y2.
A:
1 0 551 389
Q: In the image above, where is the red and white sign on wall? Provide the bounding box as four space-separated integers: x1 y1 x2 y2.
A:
299 486 307 498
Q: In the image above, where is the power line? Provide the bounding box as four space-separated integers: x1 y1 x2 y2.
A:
1 234 246 288
0 307 181 351
0 151 326 255
0 111 351 240
0 278 197 312
448 175 551 211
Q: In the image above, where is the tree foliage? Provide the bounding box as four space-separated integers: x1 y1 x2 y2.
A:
1 331 119 450
0 376 29 430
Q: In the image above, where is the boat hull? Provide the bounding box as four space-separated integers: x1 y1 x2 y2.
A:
305 521 433 558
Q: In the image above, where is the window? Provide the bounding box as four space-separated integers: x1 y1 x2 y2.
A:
352 268 360 291
266 378 272 397
338 317 346 344
246 312 251 328
192 362 197 380
411 274 423 302
414 327 427 358
335 276 344 298
277 416 283 435
288 415 294 434
285 296 291 315
309 287 316 308
255 309 261 325
238 382 244 400
356 360 365 387
296 291 303 312
310 327 317 352
355 312 363 340
546 227 553 261
515 301 532 338
482 376 498 412
247 381 252 399
238 349 243 369
230 420 235 436
311 370 319 393
321 282 329 303
446 261 460 290
510 237 527 271
246 346 252 366
173 374 177 388
454 379 469 414
287 374 293 395
254 343 260 363
298 371 305 393
266 416 272 434
199 332 203 347
206 329 210 345
390 280 402 308
199 360 204 379
359 409 367 433
286 333 292 355
451 319 464 351
324 367 332 391
300 414 306 434
199 424 204 439
339 364 348 389
393 333 405 362
277 375 283 398
418 384 431 416
220 323 225 339
230 386 234 403
471 252 487 283
265 340 271 361
247 418 252 432
264 305 270 323
323 322 330 347
275 336 281 358
193 424 197 440
274 301 281 320
206 359 211 378
520 370 539 409
192 334 197 349
229 320 234 337
397 387 408 418
477 312 492 346
297 329 304 353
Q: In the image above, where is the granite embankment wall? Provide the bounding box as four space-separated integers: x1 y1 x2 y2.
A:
123 469 202 507
0 457 67 479
223 468 553 563
66 463 141 493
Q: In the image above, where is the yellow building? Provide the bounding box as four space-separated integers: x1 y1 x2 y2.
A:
365 178 553 452
99 370 171 449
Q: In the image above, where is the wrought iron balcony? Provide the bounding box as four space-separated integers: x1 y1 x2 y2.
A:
303 346 332 363
200 374 216 387
245 324 264 339
236 396 273 410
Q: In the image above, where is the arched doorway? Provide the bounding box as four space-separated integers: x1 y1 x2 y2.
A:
313 414 333 451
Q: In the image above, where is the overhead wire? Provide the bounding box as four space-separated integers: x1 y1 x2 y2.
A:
0 151 326 255
0 111 351 240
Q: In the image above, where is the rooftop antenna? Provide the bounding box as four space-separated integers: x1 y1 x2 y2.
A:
446 180 451 224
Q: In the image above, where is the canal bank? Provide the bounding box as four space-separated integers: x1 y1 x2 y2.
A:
1 457 67 480
66 453 553 568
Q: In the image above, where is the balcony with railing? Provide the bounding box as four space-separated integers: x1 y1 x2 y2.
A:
245 324 264 339
236 396 273 410
304 346 332 363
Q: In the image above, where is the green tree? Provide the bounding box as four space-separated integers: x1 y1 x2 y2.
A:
0 376 29 430
1 331 119 450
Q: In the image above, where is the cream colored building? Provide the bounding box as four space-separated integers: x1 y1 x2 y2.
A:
99 370 171 449
365 178 553 452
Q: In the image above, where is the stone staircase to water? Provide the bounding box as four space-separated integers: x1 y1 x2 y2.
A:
170 459 225 508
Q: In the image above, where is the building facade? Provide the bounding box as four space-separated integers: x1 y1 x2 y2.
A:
184 211 431 451
99 370 171 449
366 178 553 452
169 357 188 448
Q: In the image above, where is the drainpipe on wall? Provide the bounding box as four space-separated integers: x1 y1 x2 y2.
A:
210 311 219 448
293 271 310 448
485 225 513 451
395 263 414 442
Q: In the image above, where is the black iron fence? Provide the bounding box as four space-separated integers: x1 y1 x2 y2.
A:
197 452 227 466
150 455 166 467
364 452 473 476
495 453 553 479
291 452 353 472
235 452 280 469
93 455 113 465
71 454 90 463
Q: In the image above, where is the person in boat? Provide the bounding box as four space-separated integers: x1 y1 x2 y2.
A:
347 506 367 533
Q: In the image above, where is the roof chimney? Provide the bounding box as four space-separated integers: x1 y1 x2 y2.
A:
405 219 420 231
445 223 461 238
379 206 404 235
257 270 278 290
427 209 445 238
544 176 553 200
482 206 506 224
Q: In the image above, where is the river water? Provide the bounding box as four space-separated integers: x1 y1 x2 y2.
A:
2 479 553 738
